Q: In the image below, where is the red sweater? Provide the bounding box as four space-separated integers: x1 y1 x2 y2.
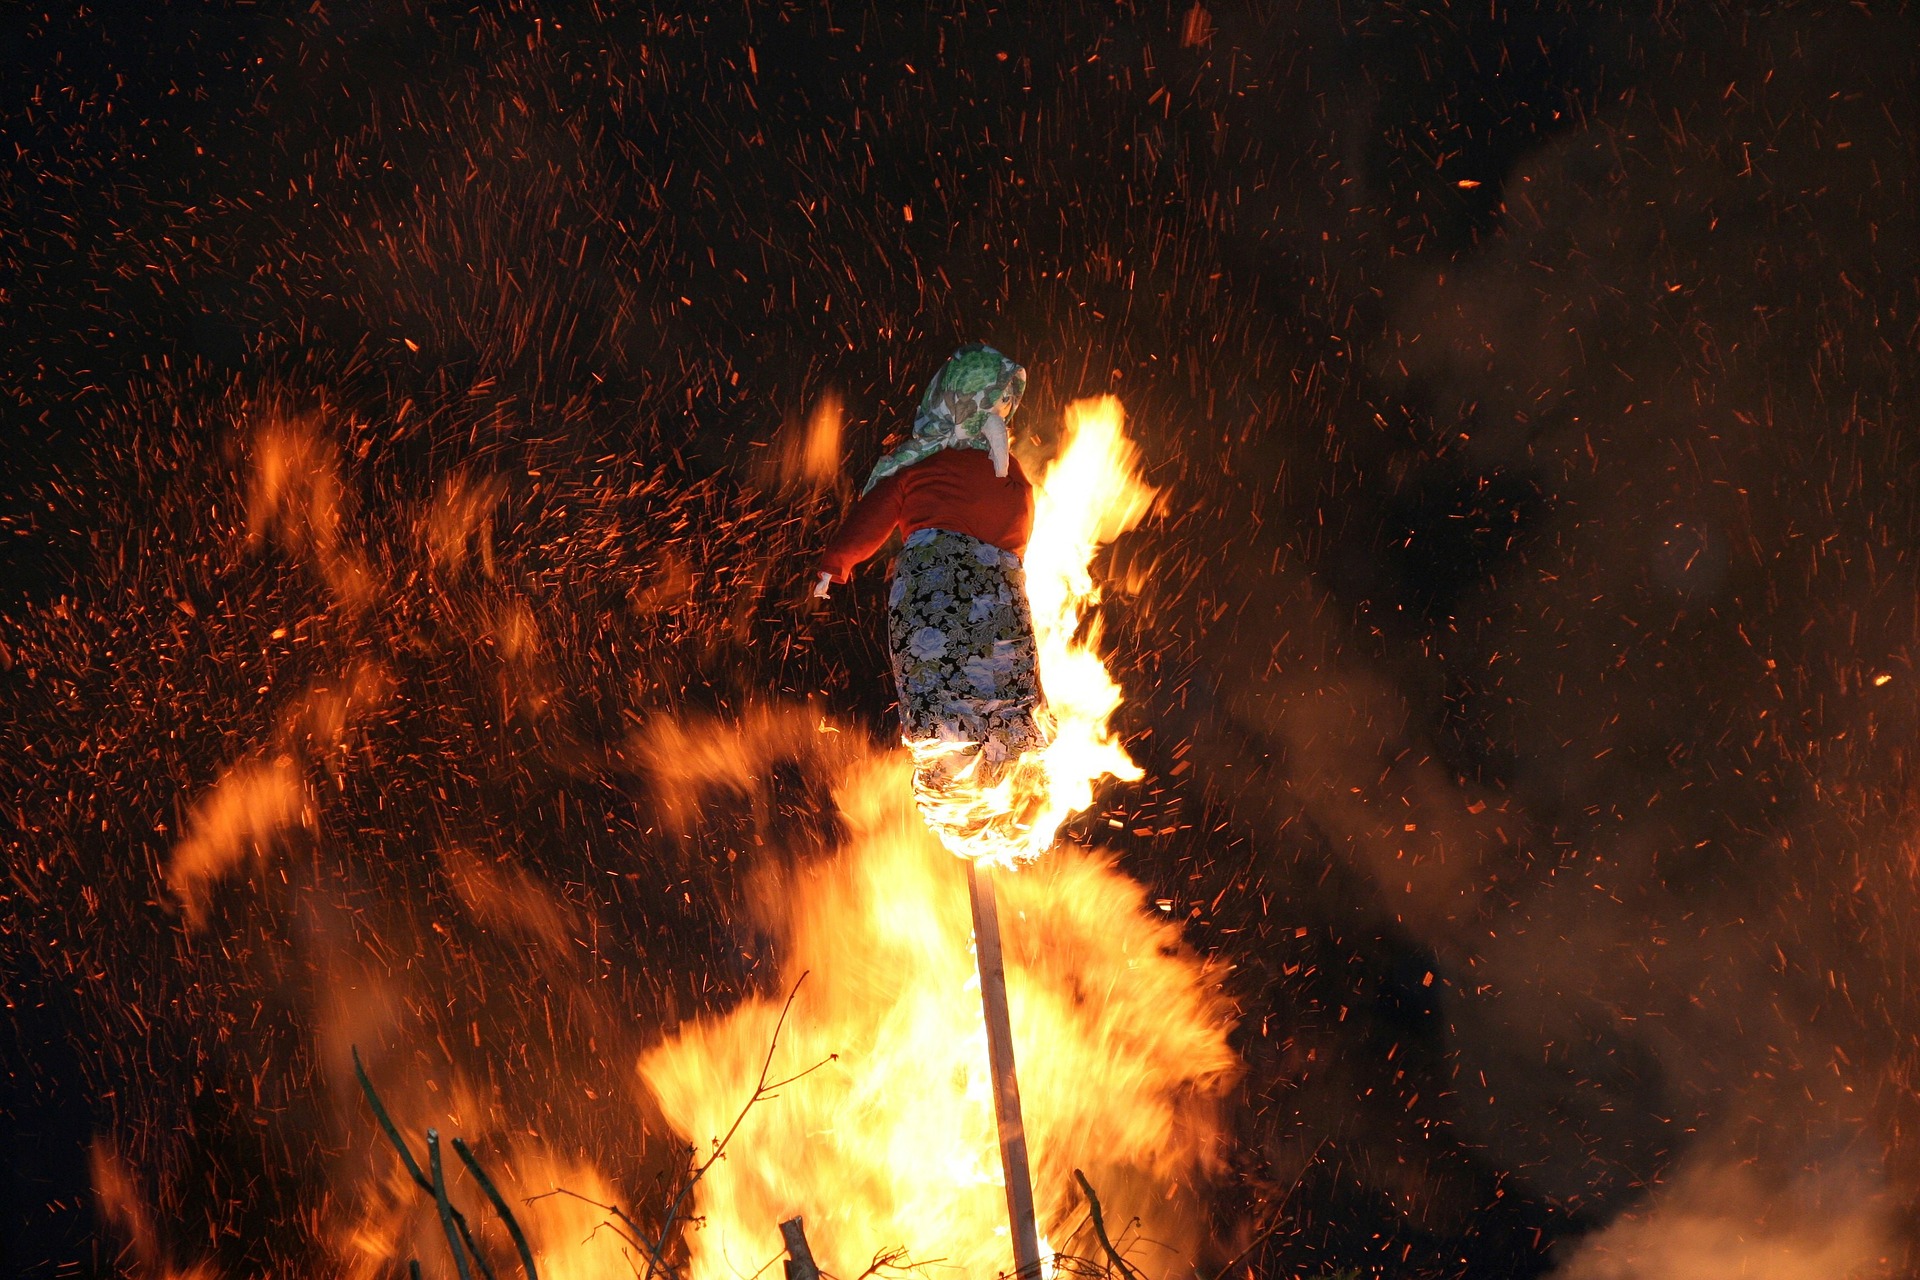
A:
817 447 1034 583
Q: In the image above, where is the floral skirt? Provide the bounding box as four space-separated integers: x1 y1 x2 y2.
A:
887 528 1046 799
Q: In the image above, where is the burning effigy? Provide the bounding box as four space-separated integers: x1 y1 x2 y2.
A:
812 344 1048 862
814 349 1156 870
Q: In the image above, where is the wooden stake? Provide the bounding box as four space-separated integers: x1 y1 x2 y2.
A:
968 857 1044 1280
779 1216 820 1280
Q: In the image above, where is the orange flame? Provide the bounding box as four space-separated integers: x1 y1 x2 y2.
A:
247 415 378 610
91 1140 220 1280
911 395 1157 865
337 1124 633 1280
166 754 309 928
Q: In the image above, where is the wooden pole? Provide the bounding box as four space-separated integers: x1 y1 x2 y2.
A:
967 857 1044 1280
779 1217 820 1280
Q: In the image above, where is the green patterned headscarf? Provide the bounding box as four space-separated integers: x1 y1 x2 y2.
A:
861 344 1028 494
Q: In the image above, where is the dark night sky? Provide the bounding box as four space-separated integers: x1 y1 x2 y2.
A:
4 3 1919 1278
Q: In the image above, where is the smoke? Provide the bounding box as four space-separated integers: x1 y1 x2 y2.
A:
1135 2 1920 1272
1553 1158 1895 1280
1412 12 1920 1270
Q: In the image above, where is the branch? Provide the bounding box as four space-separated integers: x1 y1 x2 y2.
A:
646 973 832 1280
453 1136 541 1280
351 1047 498 1280
1072 1171 1144 1280
518 976 833 1280
1205 1136 1331 1280
528 1184 657 1275
353 1046 430 1192
428 1130 476 1280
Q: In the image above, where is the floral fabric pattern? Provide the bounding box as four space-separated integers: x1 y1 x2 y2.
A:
861 344 1028 494
886 528 1045 786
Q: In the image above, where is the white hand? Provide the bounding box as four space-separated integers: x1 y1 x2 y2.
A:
812 571 833 599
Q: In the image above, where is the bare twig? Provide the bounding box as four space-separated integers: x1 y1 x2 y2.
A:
1072 1171 1145 1280
528 1186 653 1248
429 1129 476 1280
528 1183 658 1278
1205 1136 1332 1280
580 1214 652 1261
848 1245 925 1280
352 1046 430 1190
527 975 832 1280
642 973 833 1280
453 1136 541 1280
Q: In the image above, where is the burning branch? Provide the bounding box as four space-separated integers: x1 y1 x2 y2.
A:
533 974 837 1280
427 1129 476 1280
777 1217 821 1280
452 1137 542 1280
1070 1170 1145 1280
351 1046 539 1280
642 974 836 1280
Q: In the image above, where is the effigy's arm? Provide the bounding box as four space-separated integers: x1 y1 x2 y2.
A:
815 470 905 586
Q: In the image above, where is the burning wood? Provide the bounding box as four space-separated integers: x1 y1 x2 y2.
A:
777 1217 820 1280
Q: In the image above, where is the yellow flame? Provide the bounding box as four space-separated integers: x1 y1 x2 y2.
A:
134 393 1219 1280
912 395 1157 865
640 750 1236 1280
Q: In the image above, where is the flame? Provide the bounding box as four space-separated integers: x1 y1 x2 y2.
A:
911 395 1157 865
313 955 645 1280
421 470 508 577
327 1070 639 1280
753 392 846 496
166 754 310 928
638 396 1233 1280
91 1140 220 1280
797 393 846 490
247 414 378 610
128 392 1225 1280
639 749 1237 1280
167 660 391 926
